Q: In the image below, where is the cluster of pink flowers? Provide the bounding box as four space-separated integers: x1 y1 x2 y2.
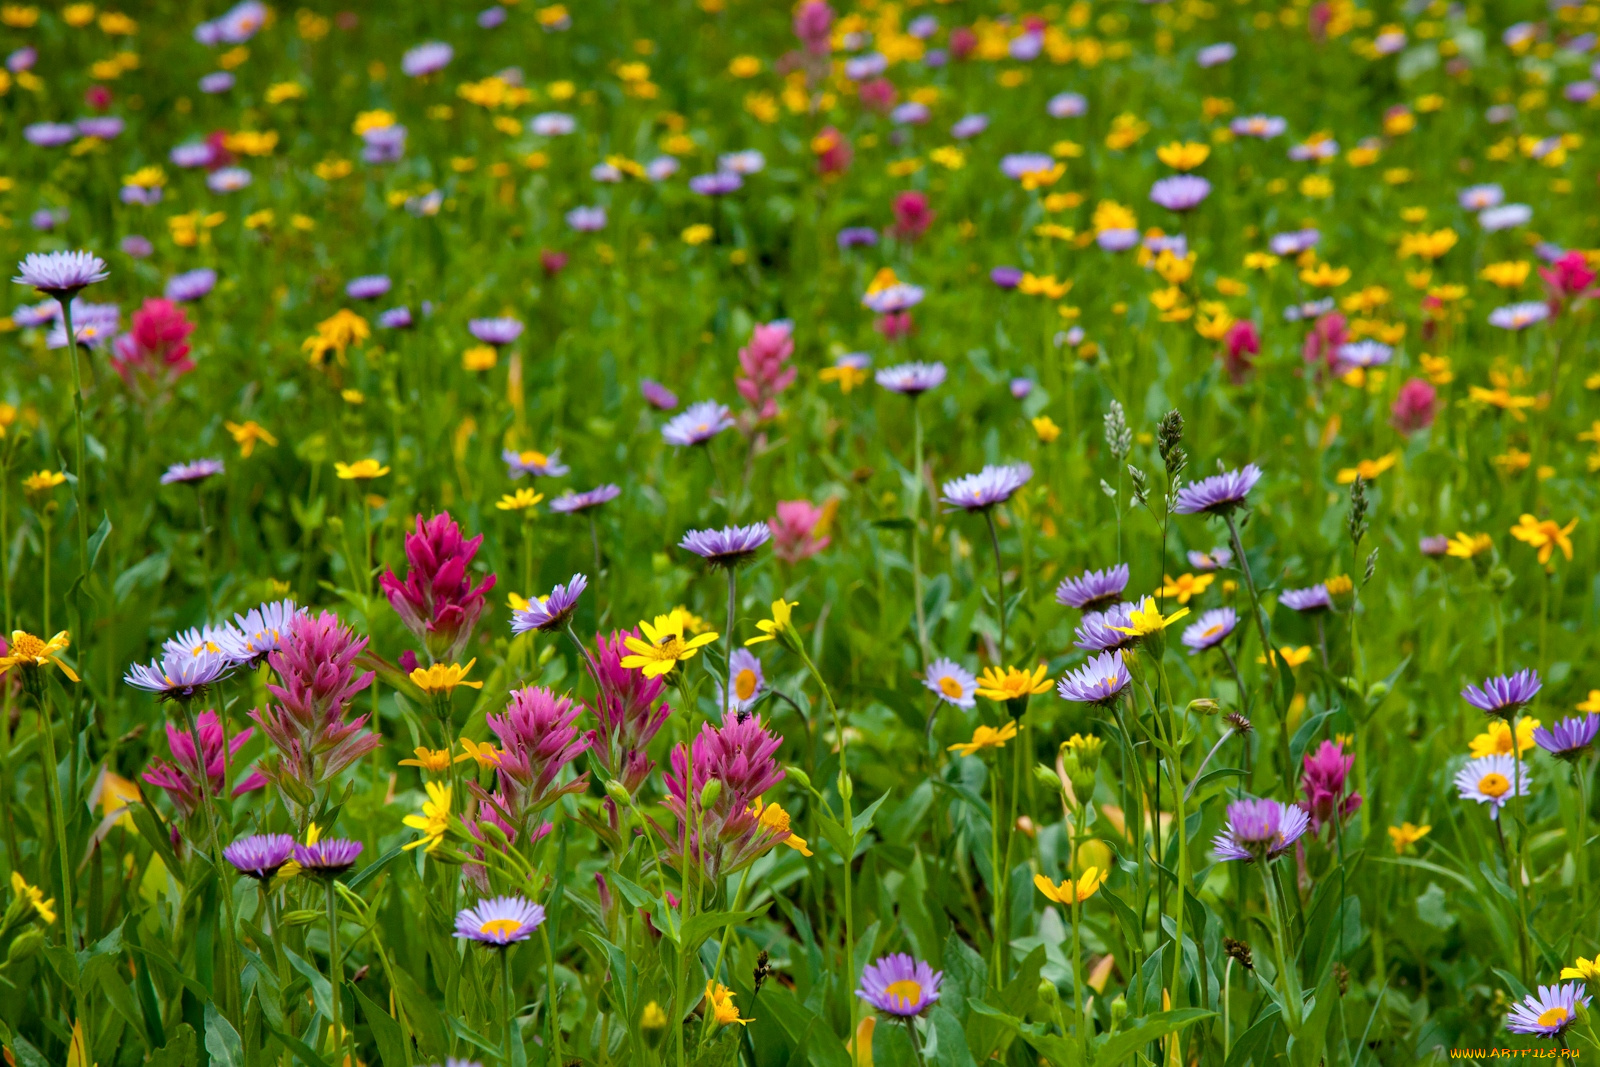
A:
142 710 266 819
891 192 934 242
380 512 497 662
768 499 833 562
1222 320 1259 383
735 321 798 421
662 714 788 880
1301 312 1346 371
1299 739 1361 835
1391 378 1438 434
480 686 592 838
583 629 671 793
110 298 196 402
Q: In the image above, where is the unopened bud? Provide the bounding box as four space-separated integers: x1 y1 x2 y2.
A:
1110 995 1129 1027
698 779 723 809
605 779 631 805
785 766 812 790
1034 763 1064 791
1187 698 1220 716
1015 815 1036 838
1037 978 1060 1007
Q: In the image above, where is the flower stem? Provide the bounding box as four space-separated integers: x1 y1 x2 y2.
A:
909 399 929 667
325 878 346 1067
723 567 737 723
984 510 1007 663
58 296 90 680
500 946 516 1067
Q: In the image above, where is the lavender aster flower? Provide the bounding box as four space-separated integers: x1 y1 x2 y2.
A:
1279 584 1331 613
24 123 77 148
165 268 218 302
1458 184 1504 211
861 283 924 313
1074 602 1139 652
121 235 154 258
566 206 607 232
1048 92 1087 118
549 485 621 514
990 266 1024 289
719 150 766 175
223 833 295 880
1182 607 1238 652
875 361 945 395
455 895 546 945
1098 228 1141 252
362 125 407 164
402 41 454 77
1419 535 1450 557
689 171 744 196
161 459 225 485
377 306 414 329
293 837 364 876
641 380 678 410
663 401 735 446
346 275 392 300
207 167 253 193
1211 798 1309 862
1534 714 1600 761
680 524 772 566
1056 564 1130 610
1150 175 1212 212
511 575 588 634
1231 114 1287 138
1454 753 1529 816
1057 651 1132 704
1197 42 1236 66
715 648 766 713
14 251 109 297
222 600 307 665
124 646 234 701
1488 302 1551 330
77 117 125 140
501 449 569 478
837 227 879 249
46 301 119 350
951 114 989 139
170 142 217 169
857 954 942 1017
1269 229 1320 256
924 658 977 708
1173 464 1263 516
1461 669 1542 718
1188 547 1233 570
1000 152 1055 180
1507 983 1590 1038
1336 340 1392 368
530 113 577 136
940 463 1033 511
469 317 524 346
1479 204 1532 232
200 71 236 95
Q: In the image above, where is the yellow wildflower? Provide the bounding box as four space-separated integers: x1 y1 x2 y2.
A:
398 747 454 774
410 659 483 695
1160 573 1214 604
975 664 1052 702
705 981 750 1026
1336 452 1399 484
0 631 78 682
1445 532 1492 559
496 489 544 512
9 871 55 924
1511 514 1577 564
622 610 720 677
752 799 812 856
224 420 277 457
457 738 503 769
1156 141 1209 170
1480 260 1530 288
1468 718 1539 758
1110 597 1191 637
746 600 797 646
23 470 66 493
1561 956 1600 983
947 721 1019 757
1387 822 1431 854
401 782 452 852
1034 866 1107 904
1032 416 1061 443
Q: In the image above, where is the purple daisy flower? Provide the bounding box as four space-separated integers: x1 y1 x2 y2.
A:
1057 651 1131 704
1269 229 1320 256
1097 228 1140 252
402 41 454 77
161 459 225 485
837 227 880 249
1507 983 1590 1038
566 206 607 232
719 150 765 175
207 167 253 193
1479 204 1532 232
680 524 772 566
1055 564 1130 610
1458 184 1504 211
875 361 946 396
223 833 295 880
171 142 218 169
550 485 621 514
991 266 1024 289
346 275 392 300
469 317 524 346
662 401 735 446
478 6 506 28
530 113 577 137
951 114 990 139
24 123 77 148
377 306 414 329
1279 584 1331 613
501 449 569 479
200 71 235 93
47 301 119 350
1196 42 1236 66
1188 547 1232 570
1074 602 1139 653
221 599 307 665
1048 92 1087 118
121 235 154 258
1455 753 1529 817
1534 714 1600 761
1150 175 1212 212
924 658 977 708
511 574 588 634
77 116 125 140
124 647 234 701
165 268 218 302
293 837 364 876
1335 341 1392 368
14 251 109 296
857 954 942 1017
1173 464 1263 516
1211 798 1309 862
1182 607 1238 652
1419 535 1450 557
455 895 546 945
1000 152 1055 180
641 380 678 410
689 171 744 196
1488 302 1551 330
1461 669 1542 718
861 283 924 314
362 124 408 164
940 463 1033 511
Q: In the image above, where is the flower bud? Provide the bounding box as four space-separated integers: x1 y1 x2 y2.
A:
1037 978 1060 1007
1034 763 1064 791
641 1001 668 1047
1015 815 1037 838
1187 698 1221 716
786 765 812 790
6 928 43 963
605 778 632 805
699 779 723 810
1110 995 1129 1028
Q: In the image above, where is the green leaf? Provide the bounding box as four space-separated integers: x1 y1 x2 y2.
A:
1091 1008 1213 1067
6 1036 51 1067
285 948 336 1021
680 907 767 955
345 844 406 892
352 984 408 1067
1223 1009 1281 1067
757 986 851 1067
131 799 185 886
204 1002 244 1067
260 1021 332 1067
930 1005 977 1067
146 1024 198 1067
850 791 891 842
87 512 112 571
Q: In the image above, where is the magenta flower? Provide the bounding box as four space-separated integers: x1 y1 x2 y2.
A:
662 714 788 880
1391 378 1438 434
793 0 834 54
1298 740 1361 835
480 687 592 836
250 612 380 813
583 630 672 793
141 710 267 819
735 321 798 420
768 500 833 563
380 512 497 662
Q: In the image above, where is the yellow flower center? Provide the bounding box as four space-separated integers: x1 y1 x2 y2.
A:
736 669 758 701
1201 624 1224 640
1538 1006 1570 1027
938 676 966 699
1478 772 1511 798
885 979 923 1005
10 634 46 658
479 918 522 938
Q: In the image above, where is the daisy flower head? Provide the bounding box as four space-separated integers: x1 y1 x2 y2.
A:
1188 546 1232 570
1181 607 1238 653
0 630 80 684
679 524 772 567
1279 584 1332 613
924 657 978 708
1056 651 1131 705
1488 302 1551 331
947 721 1018 756
716 648 766 713
1212 798 1309 863
510 574 588 634
549 484 621 514
875 361 946 396
469 317 524 346
222 600 305 665
1461 669 1542 719
455 895 546 945
292 836 363 876
1034 867 1108 905
1454 753 1530 817
1055 563 1130 610
662 401 735 446
976 663 1053 703
1534 714 1600 761
124 645 233 701
857 954 943 1017
939 463 1033 511
223 833 295 881
14 251 109 297
620 610 719 678
161 458 225 485
1174 463 1263 516
1506 983 1590 1039
501 448 570 478
1074 602 1140 653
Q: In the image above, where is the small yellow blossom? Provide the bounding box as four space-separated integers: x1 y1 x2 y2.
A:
1387 822 1431 854
401 782 452 853
752 799 812 856
1032 415 1061 443
457 738 503 769
410 659 483 695
1034 866 1108 904
1111 597 1190 637
1258 645 1313 669
948 721 1020 757
1480 260 1530 288
1561 956 1600 983
1511 514 1577 564
1159 573 1214 604
976 664 1053 702
1156 141 1210 170
224 420 277 457
9 872 55 924
623 610 720 677
398 747 454 774
746 600 797 646
496 489 544 512
334 458 390 480
0 631 79 682
682 224 713 245
1468 718 1539 758
705 981 750 1026
1336 452 1399 484
23 470 66 493
463 345 497 371
1446 532 1492 559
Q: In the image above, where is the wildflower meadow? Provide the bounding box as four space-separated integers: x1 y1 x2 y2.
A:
1 0 1599 1064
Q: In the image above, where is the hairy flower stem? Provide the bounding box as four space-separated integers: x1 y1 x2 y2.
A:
723 568 737 723
984 511 1008 663
500 946 516 1067
989 746 1004 989
1224 511 1284 773
542 910 562 1067
909 400 929 667
1510 712 1533 984
180 695 240 1019
325 878 347 1067
58 297 91 680
1258 861 1303 1033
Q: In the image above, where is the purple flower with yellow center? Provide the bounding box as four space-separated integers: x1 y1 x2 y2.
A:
1488 302 1551 330
1335 340 1392 369
1173 463 1263 516
1279 584 1331 613
161 458 225 485
1182 607 1238 652
876 361 945 395
1074 602 1139 653
1211 798 1308 862
24 123 77 147
511 574 588 634
124 646 234 701
857 954 943 1017
1000 152 1054 179
924 657 978 708
1048 92 1087 117
1197 41 1236 66
1055 563 1129 610
1534 714 1600 761
940 463 1033 511
14 251 109 297
1188 547 1232 570
1057 651 1131 705
1419 535 1450 557
1462 669 1542 719
200 71 235 93
951 114 989 139
402 41 454 77
862 282 925 314
223 833 294 881
689 171 743 196
221 599 306 665
662 401 735 446
377 306 414 329
47 301 119 350
991 266 1024 289
542 488 618 520
469 317 524 346
1454 753 1529 817
1150 175 1212 211
207 167 253 193
501 448 569 478
680 524 771 566
455 895 546 945
1507 983 1590 1038
715 648 766 712
293 837 364 876
566 206 607 232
